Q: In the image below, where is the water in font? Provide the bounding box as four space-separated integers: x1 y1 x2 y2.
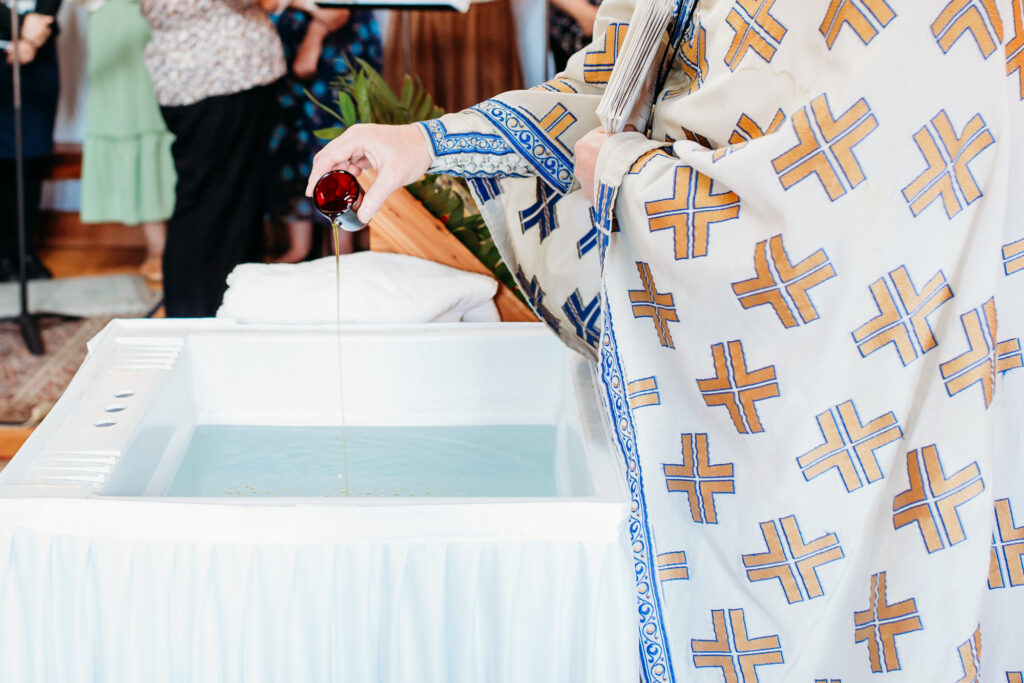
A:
164 424 559 498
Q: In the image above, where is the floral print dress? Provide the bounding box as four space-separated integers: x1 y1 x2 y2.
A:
268 10 382 226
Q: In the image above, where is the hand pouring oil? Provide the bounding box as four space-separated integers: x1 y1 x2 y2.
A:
312 169 364 496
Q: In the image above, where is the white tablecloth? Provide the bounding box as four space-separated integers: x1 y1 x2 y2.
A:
0 498 636 683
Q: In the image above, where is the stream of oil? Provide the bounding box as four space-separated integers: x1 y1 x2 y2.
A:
332 219 349 496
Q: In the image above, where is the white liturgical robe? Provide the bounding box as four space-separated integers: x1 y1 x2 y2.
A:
418 0 1024 680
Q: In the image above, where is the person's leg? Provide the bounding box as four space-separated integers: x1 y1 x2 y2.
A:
194 83 277 314
274 218 313 263
0 160 14 280
162 84 278 317
139 220 165 282
21 158 50 279
0 158 50 280
159 101 217 317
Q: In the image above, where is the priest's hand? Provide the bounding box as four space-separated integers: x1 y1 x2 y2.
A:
306 123 432 224
574 127 610 206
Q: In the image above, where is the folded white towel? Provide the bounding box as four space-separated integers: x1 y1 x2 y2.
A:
217 252 500 324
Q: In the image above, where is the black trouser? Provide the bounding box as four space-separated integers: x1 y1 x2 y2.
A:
0 39 58 266
160 82 277 318
0 158 44 262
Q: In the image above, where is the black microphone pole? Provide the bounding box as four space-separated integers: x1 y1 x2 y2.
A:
8 0 43 355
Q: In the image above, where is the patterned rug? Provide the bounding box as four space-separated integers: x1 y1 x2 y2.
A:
0 316 112 426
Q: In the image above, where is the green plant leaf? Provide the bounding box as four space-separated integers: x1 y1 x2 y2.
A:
301 84 346 124
413 90 436 121
337 92 357 127
458 228 480 253
358 59 401 111
400 75 414 110
352 72 371 121
314 127 344 140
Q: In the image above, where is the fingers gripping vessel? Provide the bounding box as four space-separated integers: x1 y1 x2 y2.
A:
314 169 364 232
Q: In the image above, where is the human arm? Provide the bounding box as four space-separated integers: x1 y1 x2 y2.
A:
551 0 599 37
306 0 637 219
19 13 54 47
288 0 350 28
291 8 351 79
5 40 36 65
416 0 630 187
0 0 61 50
2 0 61 64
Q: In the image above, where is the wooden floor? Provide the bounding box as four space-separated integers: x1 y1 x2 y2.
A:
38 211 149 276
0 212 153 461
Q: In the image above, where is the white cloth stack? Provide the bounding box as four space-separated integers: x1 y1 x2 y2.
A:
216 252 500 324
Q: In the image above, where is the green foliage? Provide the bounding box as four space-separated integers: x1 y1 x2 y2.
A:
307 60 520 298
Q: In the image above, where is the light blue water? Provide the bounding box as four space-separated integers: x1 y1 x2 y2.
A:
164 425 559 497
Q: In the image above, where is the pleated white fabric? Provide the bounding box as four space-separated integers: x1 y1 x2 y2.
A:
0 499 636 682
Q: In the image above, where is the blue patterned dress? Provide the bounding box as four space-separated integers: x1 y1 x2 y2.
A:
268 10 381 225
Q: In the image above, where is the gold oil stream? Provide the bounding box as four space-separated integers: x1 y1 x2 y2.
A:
332 218 349 496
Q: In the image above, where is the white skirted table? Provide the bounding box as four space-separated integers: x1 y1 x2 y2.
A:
0 497 635 682
0 320 638 682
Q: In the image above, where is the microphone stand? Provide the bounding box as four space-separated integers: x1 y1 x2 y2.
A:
3 0 44 355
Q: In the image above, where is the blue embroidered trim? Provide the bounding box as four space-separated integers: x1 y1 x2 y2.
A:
468 177 502 203
469 99 575 194
674 0 697 43
599 301 675 683
594 182 618 263
419 120 514 157
520 179 562 242
443 169 529 179
562 290 600 347
537 79 579 93
578 222 600 258
578 183 617 257
515 267 562 332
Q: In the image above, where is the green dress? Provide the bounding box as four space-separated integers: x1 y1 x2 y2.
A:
80 0 176 225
